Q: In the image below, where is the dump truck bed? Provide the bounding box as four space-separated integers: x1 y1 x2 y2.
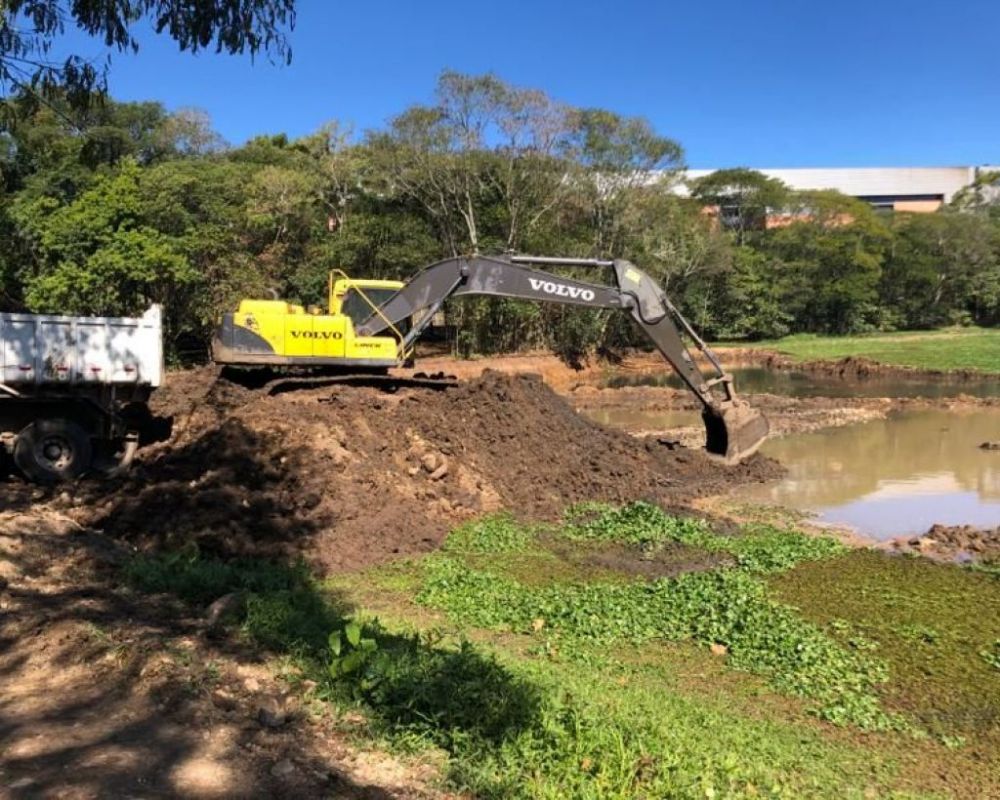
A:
0 306 163 389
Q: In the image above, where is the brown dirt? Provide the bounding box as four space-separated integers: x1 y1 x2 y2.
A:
20 368 781 575
719 347 997 382
544 536 735 581
416 351 1000 445
889 523 1000 565
1 363 784 797
0 510 447 799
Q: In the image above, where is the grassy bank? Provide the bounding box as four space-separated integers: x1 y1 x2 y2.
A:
737 327 1000 374
126 508 1000 799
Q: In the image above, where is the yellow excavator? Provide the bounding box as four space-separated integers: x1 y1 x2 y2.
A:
212 272 407 368
212 255 769 464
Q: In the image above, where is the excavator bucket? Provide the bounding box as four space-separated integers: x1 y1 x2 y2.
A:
702 402 770 465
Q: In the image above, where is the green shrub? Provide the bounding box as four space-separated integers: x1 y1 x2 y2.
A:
123 546 310 605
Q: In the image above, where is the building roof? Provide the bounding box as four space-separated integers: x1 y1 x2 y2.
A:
678 166 997 203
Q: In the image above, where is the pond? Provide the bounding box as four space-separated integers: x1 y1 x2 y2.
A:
605 367 1000 399
585 366 1000 540
739 408 1000 540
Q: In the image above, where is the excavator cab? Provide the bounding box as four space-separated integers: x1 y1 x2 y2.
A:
330 278 405 326
211 275 405 368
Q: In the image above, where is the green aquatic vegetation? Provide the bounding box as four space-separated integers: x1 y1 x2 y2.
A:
442 512 542 554
564 500 705 548
896 624 940 645
564 501 845 573
983 640 1000 671
417 556 899 730
770 550 1000 743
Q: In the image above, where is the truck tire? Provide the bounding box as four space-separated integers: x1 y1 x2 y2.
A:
14 419 93 484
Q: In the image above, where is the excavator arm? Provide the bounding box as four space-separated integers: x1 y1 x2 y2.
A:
357 255 769 464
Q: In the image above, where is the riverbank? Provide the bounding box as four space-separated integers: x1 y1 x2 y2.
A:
732 327 1000 376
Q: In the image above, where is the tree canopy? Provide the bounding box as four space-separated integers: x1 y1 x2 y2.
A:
0 0 295 108
1 71 998 361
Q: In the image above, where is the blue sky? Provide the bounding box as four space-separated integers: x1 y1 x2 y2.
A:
58 0 998 168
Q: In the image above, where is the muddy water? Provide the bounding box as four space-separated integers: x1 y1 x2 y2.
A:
583 378 1000 540
607 367 1000 399
739 408 1000 539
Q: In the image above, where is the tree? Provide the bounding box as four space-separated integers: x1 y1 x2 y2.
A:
14 160 198 317
371 71 577 255
702 246 792 339
882 212 999 328
0 0 295 107
762 200 890 334
950 170 1000 220
565 108 683 254
689 168 790 243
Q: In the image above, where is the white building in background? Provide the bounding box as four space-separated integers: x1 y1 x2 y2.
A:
677 166 998 212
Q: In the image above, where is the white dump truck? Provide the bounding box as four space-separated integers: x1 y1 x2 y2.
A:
0 305 163 483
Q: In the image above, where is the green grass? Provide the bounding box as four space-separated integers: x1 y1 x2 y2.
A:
123 506 1000 799
738 327 1000 374
125 547 898 798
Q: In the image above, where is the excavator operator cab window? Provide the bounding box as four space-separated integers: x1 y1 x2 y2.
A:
341 288 411 336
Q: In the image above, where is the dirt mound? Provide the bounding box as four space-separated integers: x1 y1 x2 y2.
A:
893 524 1000 564
757 353 889 379
734 349 992 382
63 369 780 573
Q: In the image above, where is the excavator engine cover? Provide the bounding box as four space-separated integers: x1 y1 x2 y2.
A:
703 402 770 465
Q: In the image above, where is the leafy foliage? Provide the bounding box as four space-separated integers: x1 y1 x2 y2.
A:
441 512 541 554
328 621 379 681
0 0 294 107
123 546 310 605
416 506 885 729
2 76 999 359
564 501 846 573
127 546 909 798
982 640 1000 671
417 555 897 730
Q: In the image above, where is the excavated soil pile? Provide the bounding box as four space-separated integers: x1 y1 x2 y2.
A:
68 369 779 573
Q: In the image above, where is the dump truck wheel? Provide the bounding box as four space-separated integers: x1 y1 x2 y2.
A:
14 419 93 484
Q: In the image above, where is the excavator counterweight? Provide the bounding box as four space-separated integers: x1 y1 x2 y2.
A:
212 255 769 464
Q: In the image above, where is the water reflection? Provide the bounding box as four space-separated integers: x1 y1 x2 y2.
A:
742 409 1000 539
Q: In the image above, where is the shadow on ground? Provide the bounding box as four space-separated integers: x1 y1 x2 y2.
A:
1 424 540 798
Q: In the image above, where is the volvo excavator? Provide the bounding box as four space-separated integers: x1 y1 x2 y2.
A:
212 255 769 464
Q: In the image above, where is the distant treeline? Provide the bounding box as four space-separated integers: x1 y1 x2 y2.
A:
2 72 998 361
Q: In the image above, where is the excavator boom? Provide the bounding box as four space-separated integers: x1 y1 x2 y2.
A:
356 255 769 464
